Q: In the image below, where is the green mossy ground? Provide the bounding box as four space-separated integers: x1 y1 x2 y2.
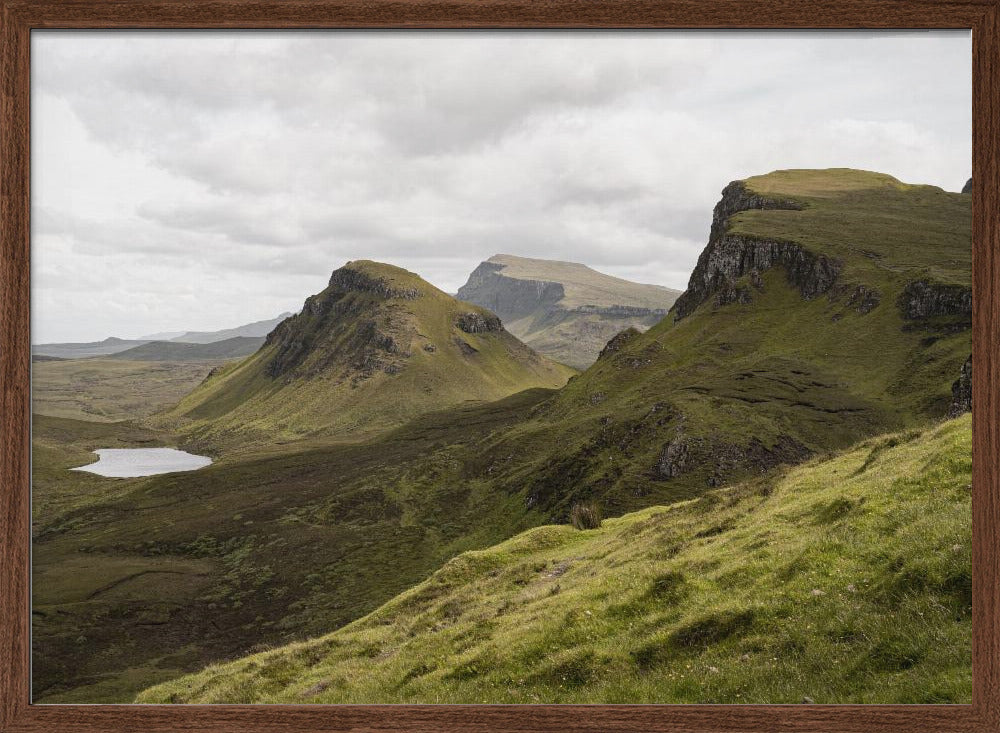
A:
139 415 971 704
32 391 557 703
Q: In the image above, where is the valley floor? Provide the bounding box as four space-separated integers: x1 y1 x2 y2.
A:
138 415 971 704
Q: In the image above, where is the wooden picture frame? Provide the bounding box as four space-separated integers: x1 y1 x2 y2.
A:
2 1 996 731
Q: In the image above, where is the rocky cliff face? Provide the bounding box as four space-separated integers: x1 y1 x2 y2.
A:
327 266 421 300
673 182 840 321
457 262 565 321
707 181 804 242
456 256 680 368
264 265 418 380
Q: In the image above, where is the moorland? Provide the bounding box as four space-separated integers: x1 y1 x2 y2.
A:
31 168 972 704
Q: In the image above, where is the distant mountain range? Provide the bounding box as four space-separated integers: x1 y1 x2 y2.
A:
108 336 266 362
161 314 294 345
457 254 681 369
33 313 292 360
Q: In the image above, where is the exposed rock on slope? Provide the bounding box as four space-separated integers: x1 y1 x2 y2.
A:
162 260 574 449
898 280 972 321
949 355 972 417
457 254 680 369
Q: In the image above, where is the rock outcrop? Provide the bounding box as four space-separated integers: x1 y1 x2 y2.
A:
897 280 972 321
457 261 566 321
598 327 641 360
655 434 690 478
672 182 842 321
962 178 972 194
674 235 841 320
456 312 503 334
949 355 972 417
327 266 421 300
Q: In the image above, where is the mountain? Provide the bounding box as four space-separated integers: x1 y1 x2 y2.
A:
32 336 151 359
168 313 294 344
137 414 971 704
481 169 971 520
456 255 681 369
32 169 971 703
961 178 972 194
161 261 575 449
109 336 265 362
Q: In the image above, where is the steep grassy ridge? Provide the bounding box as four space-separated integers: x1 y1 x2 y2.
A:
162 260 573 452
731 169 971 286
139 416 972 704
471 169 971 521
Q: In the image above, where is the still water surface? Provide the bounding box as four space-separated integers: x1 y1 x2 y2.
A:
71 448 212 478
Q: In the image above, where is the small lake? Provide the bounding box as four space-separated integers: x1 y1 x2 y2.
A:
71 448 213 478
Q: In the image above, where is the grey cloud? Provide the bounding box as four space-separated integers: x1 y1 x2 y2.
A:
31 31 971 342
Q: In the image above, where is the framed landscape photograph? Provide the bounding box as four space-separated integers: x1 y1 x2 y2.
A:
2 1 999 732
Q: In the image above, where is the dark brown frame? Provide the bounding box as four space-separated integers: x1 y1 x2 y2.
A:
2 1 997 731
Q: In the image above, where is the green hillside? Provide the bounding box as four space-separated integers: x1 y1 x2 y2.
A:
32 390 560 703
161 260 574 452
138 415 971 704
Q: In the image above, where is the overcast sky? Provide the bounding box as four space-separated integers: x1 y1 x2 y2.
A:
31 31 970 343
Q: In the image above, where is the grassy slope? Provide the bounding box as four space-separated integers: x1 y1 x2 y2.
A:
160 261 574 453
32 390 558 703
139 415 971 704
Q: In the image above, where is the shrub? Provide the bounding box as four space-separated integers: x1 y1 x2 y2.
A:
570 502 602 530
